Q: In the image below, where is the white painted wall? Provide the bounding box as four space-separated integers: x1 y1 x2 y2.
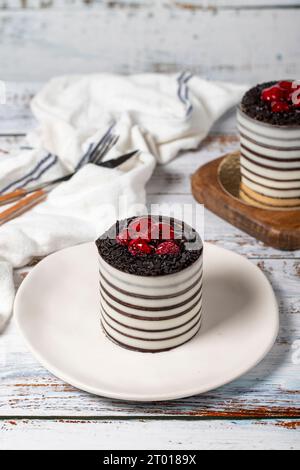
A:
0 1 299 83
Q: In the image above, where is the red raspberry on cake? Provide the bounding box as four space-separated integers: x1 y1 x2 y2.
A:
128 217 176 242
261 85 287 103
271 102 290 113
128 238 153 256
278 81 294 91
259 81 300 113
155 241 180 255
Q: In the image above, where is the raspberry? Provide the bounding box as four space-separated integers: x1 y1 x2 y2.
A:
155 241 180 255
128 239 153 256
261 86 287 103
278 81 294 91
271 101 290 113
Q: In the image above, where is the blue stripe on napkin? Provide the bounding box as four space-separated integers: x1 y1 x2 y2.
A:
0 152 58 195
177 71 193 117
20 154 58 189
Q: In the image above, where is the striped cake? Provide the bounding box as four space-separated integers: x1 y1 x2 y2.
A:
96 216 203 353
238 81 300 209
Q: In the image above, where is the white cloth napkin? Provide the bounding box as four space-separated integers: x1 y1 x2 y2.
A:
0 72 246 331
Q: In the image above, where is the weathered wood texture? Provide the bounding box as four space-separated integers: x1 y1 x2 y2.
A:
0 83 299 449
191 155 300 251
1 1 300 10
0 3 299 81
1 419 299 450
1 258 299 418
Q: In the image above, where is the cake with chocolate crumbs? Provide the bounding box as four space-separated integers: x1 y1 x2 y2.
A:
96 216 203 353
237 80 300 209
241 81 300 127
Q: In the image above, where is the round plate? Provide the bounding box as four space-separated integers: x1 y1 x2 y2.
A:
14 242 279 402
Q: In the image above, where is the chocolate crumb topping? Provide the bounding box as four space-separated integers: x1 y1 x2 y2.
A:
96 216 203 276
241 81 300 127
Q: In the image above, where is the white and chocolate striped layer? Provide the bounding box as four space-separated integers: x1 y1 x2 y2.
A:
237 108 300 209
99 255 203 352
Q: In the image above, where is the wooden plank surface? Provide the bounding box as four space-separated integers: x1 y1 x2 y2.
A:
0 82 299 449
1 127 299 420
0 7 299 82
1 257 299 418
1 418 299 450
0 1 300 10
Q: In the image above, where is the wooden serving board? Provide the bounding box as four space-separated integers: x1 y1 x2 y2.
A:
191 153 300 251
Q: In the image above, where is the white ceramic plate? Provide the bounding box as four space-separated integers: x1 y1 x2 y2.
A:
15 242 279 402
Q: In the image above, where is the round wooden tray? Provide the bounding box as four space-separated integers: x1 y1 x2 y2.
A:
191 152 300 251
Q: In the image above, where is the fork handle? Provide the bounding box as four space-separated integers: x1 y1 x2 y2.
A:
0 188 28 206
0 189 47 225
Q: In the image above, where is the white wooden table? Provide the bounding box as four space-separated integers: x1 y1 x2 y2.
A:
0 83 299 450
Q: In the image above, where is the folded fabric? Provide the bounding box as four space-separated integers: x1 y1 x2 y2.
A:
0 72 246 332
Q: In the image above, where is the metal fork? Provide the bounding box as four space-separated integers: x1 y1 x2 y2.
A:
76 123 118 169
0 125 119 205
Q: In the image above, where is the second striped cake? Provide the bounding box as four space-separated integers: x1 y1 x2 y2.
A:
238 81 300 210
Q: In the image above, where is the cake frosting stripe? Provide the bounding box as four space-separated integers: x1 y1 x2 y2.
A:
238 122 300 143
100 281 202 312
99 269 203 300
101 319 202 353
240 184 300 208
101 311 202 341
100 302 202 333
241 172 300 191
241 144 300 163
96 216 203 352
99 254 203 290
241 151 300 171
100 279 203 310
241 153 300 171
100 290 203 320
240 176 300 198
100 297 203 330
239 131 300 152
240 164 300 182
241 155 300 178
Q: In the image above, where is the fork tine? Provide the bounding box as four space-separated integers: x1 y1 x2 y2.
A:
88 122 116 164
91 134 114 165
92 134 119 165
93 135 119 165
76 132 111 170
88 134 112 164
